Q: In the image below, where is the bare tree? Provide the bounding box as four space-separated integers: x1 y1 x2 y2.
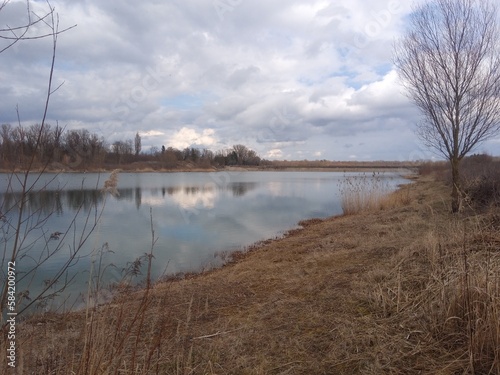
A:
394 0 500 212
112 139 133 165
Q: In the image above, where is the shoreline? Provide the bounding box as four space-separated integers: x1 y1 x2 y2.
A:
0 165 418 174
0 160 420 174
158 174 417 285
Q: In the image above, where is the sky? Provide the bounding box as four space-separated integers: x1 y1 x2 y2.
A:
1 0 499 161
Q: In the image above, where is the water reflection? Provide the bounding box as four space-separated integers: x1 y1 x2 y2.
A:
228 182 257 196
173 186 216 209
135 187 141 210
0 182 259 215
0 189 103 217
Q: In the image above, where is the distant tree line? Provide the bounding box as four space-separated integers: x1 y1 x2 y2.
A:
154 143 261 168
0 123 261 170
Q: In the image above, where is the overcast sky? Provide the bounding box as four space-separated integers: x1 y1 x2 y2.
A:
1 0 499 161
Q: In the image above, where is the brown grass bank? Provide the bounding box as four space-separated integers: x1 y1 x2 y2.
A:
3 174 500 374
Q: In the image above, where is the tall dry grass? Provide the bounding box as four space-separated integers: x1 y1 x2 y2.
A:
339 173 411 215
365 201 500 373
337 168 500 373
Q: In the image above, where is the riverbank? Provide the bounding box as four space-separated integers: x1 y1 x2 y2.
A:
4 174 500 374
0 160 419 174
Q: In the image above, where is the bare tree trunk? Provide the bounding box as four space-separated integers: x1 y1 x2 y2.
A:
451 158 461 213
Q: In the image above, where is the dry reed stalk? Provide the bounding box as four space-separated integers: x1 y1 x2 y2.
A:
101 169 120 196
366 207 500 374
339 174 393 215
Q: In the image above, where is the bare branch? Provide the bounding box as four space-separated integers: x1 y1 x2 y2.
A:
0 0 76 54
0 0 85 321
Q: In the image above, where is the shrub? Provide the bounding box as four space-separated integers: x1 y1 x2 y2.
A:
461 154 500 207
418 160 448 176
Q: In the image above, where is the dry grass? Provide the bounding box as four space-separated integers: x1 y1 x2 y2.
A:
339 174 412 215
2 173 500 374
339 174 387 214
362 214 500 374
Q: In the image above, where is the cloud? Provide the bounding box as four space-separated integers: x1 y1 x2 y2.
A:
266 149 284 159
1 0 498 160
167 128 217 150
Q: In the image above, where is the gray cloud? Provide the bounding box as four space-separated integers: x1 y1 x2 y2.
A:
1 0 499 160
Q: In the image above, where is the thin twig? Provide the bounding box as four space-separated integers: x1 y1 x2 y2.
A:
191 327 244 340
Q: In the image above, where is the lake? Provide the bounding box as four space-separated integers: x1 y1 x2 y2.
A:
0 170 406 312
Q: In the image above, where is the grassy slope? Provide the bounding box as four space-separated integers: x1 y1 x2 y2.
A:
6 175 500 374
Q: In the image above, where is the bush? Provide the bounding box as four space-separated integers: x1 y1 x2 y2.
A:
461 154 500 207
418 161 448 176
419 155 500 208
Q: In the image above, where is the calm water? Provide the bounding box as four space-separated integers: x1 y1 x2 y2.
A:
0 171 405 311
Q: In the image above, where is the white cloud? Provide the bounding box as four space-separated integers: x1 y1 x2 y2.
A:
167 128 217 150
266 149 284 159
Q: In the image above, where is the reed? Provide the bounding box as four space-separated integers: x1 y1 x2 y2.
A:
339 173 395 215
366 209 500 373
